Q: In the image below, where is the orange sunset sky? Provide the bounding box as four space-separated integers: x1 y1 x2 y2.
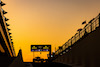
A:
2 0 100 62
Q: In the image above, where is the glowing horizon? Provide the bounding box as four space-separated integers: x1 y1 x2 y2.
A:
2 0 100 62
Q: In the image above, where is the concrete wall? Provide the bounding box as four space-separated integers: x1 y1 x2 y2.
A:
53 27 100 67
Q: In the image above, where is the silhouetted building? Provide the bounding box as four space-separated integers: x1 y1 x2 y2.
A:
0 1 28 67
0 1 17 67
0 0 15 57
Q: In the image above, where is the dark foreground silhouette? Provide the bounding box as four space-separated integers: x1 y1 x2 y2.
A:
24 62 72 67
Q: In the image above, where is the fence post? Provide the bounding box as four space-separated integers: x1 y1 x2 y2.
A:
75 33 77 42
71 37 73 46
84 24 88 35
79 31 80 39
77 29 82 39
90 22 92 32
71 37 72 46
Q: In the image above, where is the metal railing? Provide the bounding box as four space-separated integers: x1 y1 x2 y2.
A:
54 13 100 56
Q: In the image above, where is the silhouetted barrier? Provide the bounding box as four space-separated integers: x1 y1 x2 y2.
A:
55 13 100 56
52 13 100 67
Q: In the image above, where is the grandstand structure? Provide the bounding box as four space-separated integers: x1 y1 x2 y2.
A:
0 0 15 57
53 13 100 59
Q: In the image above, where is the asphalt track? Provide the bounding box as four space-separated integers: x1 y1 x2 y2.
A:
25 62 72 67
